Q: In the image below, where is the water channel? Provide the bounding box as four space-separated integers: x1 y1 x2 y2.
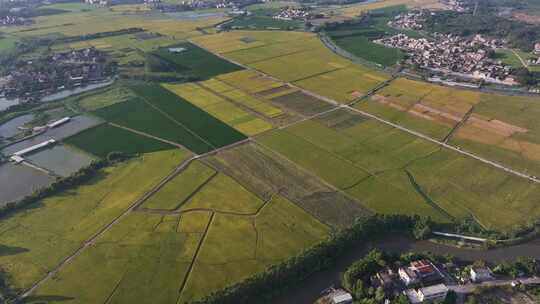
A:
273 235 540 303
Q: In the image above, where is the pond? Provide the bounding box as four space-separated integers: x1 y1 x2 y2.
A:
273 235 540 304
0 162 54 206
0 114 34 139
164 11 226 20
25 144 96 177
2 115 103 155
0 97 19 111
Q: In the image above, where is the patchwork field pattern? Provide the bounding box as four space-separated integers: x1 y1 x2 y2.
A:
361 77 540 176
257 109 540 230
193 31 389 103
142 161 216 210
30 156 330 303
177 194 330 303
163 82 273 136
150 42 243 79
0 150 189 292
64 124 175 158
93 83 247 154
205 143 371 228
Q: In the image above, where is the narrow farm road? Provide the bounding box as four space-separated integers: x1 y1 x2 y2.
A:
15 138 251 303
190 40 540 185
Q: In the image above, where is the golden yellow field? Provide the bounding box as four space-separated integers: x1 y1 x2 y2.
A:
190 30 311 54
163 83 273 136
294 66 389 103
217 70 284 94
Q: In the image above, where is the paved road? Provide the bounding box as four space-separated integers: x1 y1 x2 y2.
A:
449 277 540 294
448 277 540 304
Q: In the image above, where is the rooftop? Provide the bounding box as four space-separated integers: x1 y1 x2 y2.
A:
419 283 449 296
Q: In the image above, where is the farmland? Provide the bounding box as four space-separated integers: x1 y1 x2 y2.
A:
149 42 243 79
0 150 189 291
257 109 540 230
357 77 540 176
2 2 540 303
163 82 273 136
204 143 371 228
176 194 330 303
193 31 390 103
92 96 213 154
142 161 216 210
92 83 247 154
28 156 329 303
64 124 175 158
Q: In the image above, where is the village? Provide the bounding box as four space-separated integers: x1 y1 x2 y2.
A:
0 14 32 26
273 6 312 20
319 253 540 304
378 11 521 86
0 47 115 101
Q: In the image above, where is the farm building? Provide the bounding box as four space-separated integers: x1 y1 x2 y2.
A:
47 117 71 129
12 139 56 157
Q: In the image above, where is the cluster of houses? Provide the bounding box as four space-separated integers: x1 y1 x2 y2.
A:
0 15 31 26
387 10 428 30
375 33 518 86
84 0 110 6
0 47 114 101
273 7 311 20
444 0 467 12
326 259 497 304
370 259 448 303
529 42 540 66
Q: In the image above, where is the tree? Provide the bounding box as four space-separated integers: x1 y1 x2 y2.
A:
413 217 432 240
352 279 365 299
443 290 457 304
392 294 410 304
375 286 385 303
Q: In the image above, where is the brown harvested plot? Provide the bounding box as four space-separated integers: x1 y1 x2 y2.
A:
315 108 369 130
256 85 296 98
371 94 459 127
271 91 335 117
204 143 371 229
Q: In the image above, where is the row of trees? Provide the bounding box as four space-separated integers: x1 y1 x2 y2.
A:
192 214 423 304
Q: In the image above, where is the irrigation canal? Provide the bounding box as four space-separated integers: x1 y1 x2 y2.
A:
272 236 540 304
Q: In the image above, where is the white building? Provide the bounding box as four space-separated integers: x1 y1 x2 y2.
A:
418 284 449 302
12 139 56 157
470 267 493 283
535 42 540 55
47 117 70 129
330 291 353 304
405 284 449 303
399 267 420 286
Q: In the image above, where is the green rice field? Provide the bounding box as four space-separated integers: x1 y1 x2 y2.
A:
64 124 175 158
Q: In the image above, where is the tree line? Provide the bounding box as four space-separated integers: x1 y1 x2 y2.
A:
192 214 424 304
0 151 129 219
